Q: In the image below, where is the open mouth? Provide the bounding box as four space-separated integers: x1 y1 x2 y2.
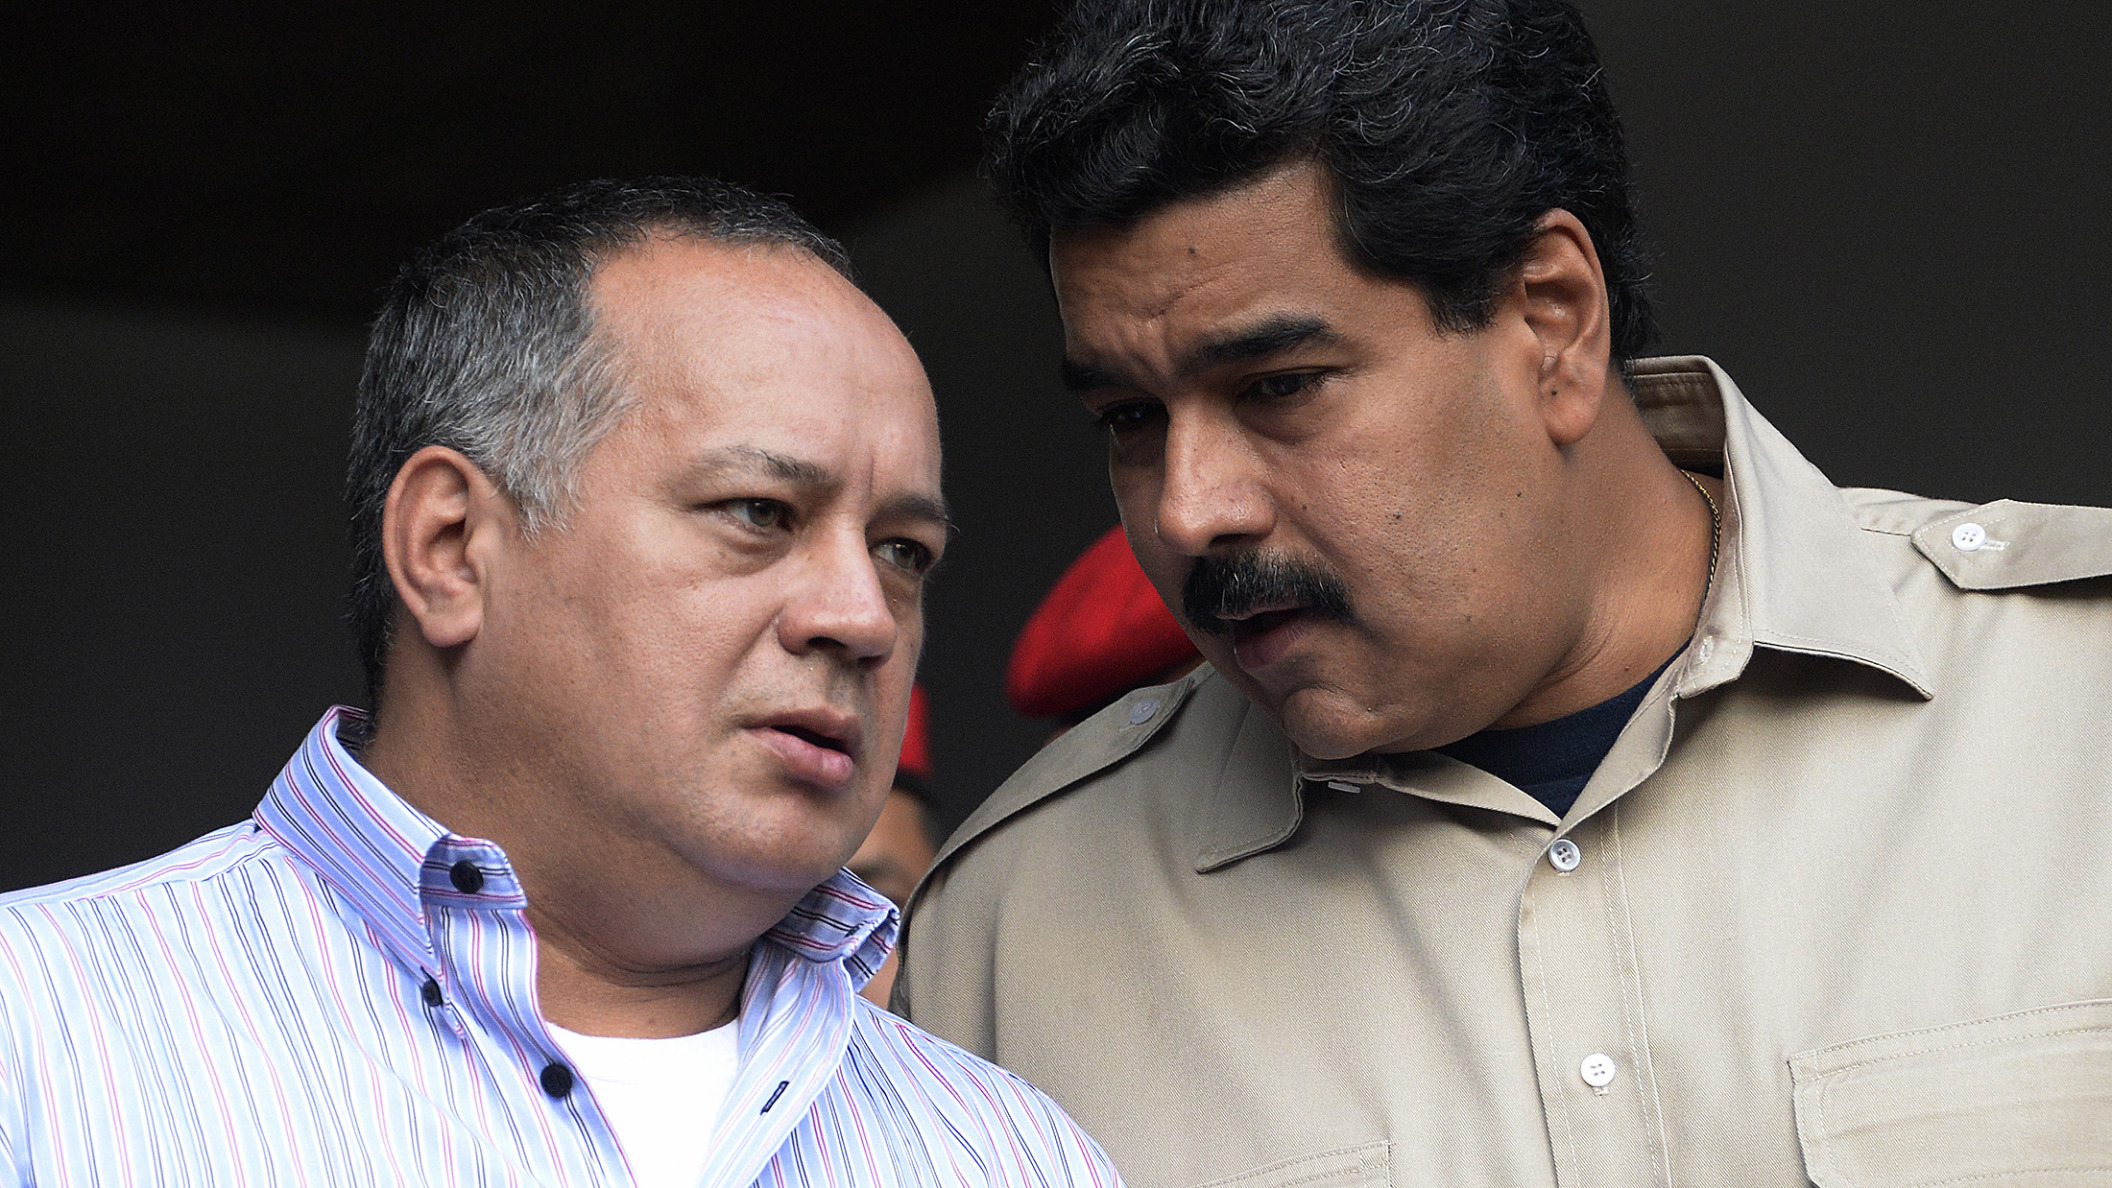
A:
777 724 852 756
749 709 863 789
1230 607 1306 637
1226 605 1321 671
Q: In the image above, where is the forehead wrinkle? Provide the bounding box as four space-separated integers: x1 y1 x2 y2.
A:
1054 231 1217 385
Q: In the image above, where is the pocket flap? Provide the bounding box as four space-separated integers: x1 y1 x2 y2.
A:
1193 1142 1391 1188
1791 1000 2112 1186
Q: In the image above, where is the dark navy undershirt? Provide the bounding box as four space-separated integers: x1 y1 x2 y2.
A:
1435 657 1677 817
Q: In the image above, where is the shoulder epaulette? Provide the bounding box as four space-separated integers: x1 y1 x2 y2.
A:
1910 499 2112 590
929 667 1212 870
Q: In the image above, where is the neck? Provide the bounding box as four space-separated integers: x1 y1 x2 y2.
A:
357 651 770 1039
530 906 750 1038
1491 393 1717 729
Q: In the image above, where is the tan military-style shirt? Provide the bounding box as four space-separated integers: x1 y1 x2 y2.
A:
896 357 2112 1188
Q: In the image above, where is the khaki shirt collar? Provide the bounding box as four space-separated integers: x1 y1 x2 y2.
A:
1639 355 1932 700
1200 356 1935 871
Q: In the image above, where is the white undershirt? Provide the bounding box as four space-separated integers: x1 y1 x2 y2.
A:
548 1020 740 1188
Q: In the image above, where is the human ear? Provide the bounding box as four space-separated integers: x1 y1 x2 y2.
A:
1516 209 1614 448
381 445 508 651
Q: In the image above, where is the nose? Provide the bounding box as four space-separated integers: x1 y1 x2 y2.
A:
778 527 900 669
1151 406 1274 558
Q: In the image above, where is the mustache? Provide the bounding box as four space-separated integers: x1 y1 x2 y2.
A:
1182 550 1354 635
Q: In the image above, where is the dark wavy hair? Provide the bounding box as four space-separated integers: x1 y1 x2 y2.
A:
985 0 1656 358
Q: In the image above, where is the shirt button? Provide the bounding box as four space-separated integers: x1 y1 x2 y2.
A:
1128 698 1160 725
540 1062 575 1099
420 976 444 1008
1580 1052 1618 1088
1547 838 1582 872
449 859 485 895
1951 522 1988 552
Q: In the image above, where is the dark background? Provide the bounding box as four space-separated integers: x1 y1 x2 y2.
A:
4 2 2107 892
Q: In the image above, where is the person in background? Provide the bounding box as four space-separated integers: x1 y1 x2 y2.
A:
1005 525 1203 736
0 177 1119 1188
893 2 2112 1185
851 685 942 1007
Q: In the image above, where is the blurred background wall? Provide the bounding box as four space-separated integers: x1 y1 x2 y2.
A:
4 1 2107 891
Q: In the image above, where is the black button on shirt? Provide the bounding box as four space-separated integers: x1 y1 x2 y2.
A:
448 860 484 895
540 1062 574 1099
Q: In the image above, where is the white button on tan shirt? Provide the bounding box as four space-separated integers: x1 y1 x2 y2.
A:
1547 839 1582 872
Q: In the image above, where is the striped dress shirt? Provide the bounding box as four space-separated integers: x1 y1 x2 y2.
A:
0 708 1121 1188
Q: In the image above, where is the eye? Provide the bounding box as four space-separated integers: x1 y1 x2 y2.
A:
725 498 792 531
1095 400 1164 434
1244 371 1324 401
874 538 936 576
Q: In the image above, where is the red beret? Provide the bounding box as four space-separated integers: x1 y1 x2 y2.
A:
1006 526 1200 720
897 684 934 783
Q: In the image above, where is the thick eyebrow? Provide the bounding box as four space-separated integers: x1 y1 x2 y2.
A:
1059 358 1122 393
877 491 955 539
690 444 833 488
1184 314 1339 372
1060 313 1341 392
690 445 953 534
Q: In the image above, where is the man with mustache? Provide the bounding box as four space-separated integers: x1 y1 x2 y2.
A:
893 2 2112 1185
0 178 1118 1188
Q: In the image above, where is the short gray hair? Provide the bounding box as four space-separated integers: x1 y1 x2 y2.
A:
346 176 854 708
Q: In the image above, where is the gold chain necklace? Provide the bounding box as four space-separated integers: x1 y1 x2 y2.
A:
1681 469 1721 588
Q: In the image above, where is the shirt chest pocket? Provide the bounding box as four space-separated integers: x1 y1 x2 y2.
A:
1790 999 2112 1187
1191 1142 1391 1188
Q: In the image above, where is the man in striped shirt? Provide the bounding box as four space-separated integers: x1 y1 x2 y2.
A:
0 178 1121 1188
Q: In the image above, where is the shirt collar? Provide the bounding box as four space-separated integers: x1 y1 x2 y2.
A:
257 706 899 984
764 871 899 990
1201 356 1935 869
253 706 469 979
1631 356 1933 698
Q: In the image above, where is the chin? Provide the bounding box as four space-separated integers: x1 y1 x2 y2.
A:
1275 688 1401 761
681 813 869 896
706 846 859 896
